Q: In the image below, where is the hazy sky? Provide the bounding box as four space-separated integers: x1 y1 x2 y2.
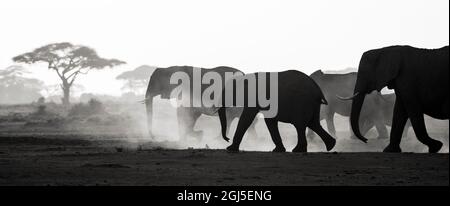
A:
0 0 448 96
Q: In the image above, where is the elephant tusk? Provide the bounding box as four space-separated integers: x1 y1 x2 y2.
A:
336 92 360 101
137 98 149 104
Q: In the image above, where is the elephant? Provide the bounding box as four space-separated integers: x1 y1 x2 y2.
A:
378 93 412 133
144 66 258 141
309 70 412 140
347 45 448 153
308 70 390 139
218 70 336 152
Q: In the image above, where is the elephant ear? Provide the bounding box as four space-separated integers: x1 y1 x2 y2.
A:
374 49 401 91
310 70 324 76
310 70 324 82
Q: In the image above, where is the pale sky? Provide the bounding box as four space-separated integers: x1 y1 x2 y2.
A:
0 0 448 96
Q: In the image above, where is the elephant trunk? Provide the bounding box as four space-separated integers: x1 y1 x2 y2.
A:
350 93 368 143
145 96 154 138
218 107 230 142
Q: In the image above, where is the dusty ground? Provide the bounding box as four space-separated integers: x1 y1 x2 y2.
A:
0 130 448 186
0 102 448 185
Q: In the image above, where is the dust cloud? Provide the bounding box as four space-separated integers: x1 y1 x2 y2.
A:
149 100 449 153
0 94 447 153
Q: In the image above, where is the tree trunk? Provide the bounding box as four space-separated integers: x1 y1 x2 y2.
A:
61 82 71 106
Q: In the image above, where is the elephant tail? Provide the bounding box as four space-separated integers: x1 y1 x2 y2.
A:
319 91 328 105
311 77 328 105
321 97 328 105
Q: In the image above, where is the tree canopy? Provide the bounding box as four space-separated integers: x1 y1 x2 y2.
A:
0 65 44 104
116 65 155 94
116 65 156 81
13 42 126 105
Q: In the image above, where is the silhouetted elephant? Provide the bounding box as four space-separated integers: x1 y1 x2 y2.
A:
308 70 389 139
218 70 336 152
378 93 412 133
347 45 448 153
310 71 412 139
144 66 258 141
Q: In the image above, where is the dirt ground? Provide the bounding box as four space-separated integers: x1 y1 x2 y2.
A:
0 102 448 186
0 130 448 186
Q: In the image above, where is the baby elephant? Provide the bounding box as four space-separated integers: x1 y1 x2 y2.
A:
218 70 336 152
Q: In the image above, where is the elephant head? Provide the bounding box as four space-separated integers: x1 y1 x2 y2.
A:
144 66 187 137
349 47 402 142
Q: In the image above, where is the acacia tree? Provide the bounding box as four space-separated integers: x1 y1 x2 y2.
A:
116 65 155 94
13 42 125 105
0 65 44 104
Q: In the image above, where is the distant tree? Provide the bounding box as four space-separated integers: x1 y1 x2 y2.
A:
37 97 45 104
13 42 126 105
116 65 155 94
0 65 44 104
79 93 118 103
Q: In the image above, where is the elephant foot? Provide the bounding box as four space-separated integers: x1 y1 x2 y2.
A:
226 144 240 152
292 145 307 153
324 138 336 151
272 146 286 153
383 144 402 153
427 140 443 153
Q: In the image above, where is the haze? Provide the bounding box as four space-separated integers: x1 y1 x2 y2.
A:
0 0 448 96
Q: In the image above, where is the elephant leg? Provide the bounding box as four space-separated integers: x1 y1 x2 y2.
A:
308 108 336 151
189 111 203 139
348 118 356 139
145 101 154 139
293 123 307 153
309 123 336 151
309 106 325 139
226 108 259 152
325 112 336 138
402 120 412 139
371 111 389 139
177 107 202 141
224 117 233 138
350 118 370 139
176 107 189 141
306 128 316 139
407 112 443 153
375 121 389 139
360 119 374 137
221 109 245 139
384 99 408 153
247 119 259 139
264 118 286 152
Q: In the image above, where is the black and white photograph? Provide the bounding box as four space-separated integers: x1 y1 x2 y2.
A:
0 0 448 201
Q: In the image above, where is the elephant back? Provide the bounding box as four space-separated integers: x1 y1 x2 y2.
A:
278 70 328 105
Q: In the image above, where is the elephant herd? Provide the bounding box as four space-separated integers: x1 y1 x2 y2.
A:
144 45 449 153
